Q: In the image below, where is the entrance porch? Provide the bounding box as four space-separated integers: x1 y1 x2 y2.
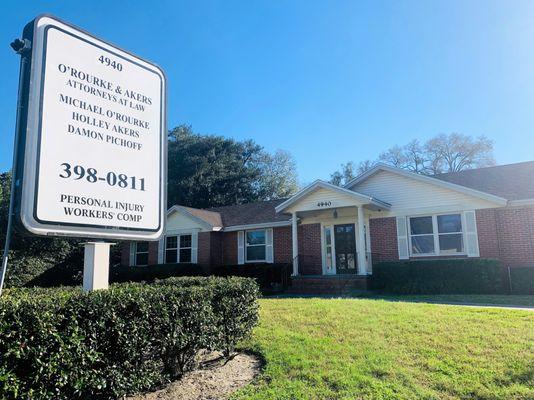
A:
274 180 391 278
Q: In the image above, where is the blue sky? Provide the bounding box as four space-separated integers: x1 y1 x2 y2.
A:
1 1 534 183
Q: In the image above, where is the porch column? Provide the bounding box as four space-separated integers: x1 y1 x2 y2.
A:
356 206 367 275
292 212 298 276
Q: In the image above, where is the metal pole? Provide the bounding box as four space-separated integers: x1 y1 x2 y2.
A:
0 39 31 296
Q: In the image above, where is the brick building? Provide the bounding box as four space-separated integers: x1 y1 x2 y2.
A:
122 161 534 280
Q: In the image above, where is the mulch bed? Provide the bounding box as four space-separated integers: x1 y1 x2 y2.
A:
128 352 262 400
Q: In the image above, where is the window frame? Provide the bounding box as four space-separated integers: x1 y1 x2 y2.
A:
408 213 465 257
245 229 267 263
134 242 149 266
165 234 193 264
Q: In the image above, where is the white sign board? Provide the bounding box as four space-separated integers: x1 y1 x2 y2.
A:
17 15 166 240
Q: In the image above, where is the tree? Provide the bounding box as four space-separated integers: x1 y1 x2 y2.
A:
253 149 299 200
331 133 496 182
167 125 298 208
330 160 375 186
424 133 495 173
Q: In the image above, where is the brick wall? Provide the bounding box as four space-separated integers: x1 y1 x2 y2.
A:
273 226 292 264
148 242 159 265
297 223 322 275
475 208 501 260
477 207 534 267
369 217 399 262
198 232 211 267
222 231 238 265
210 232 224 267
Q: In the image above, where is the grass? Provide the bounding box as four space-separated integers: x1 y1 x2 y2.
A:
234 298 534 400
354 294 534 307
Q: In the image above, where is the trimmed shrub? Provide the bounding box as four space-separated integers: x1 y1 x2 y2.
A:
510 267 534 295
109 263 205 283
370 258 505 294
0 277 259 399
212 263 291 293
156 277 260 357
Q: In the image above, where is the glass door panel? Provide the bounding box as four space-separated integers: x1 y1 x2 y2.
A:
334 224 357 274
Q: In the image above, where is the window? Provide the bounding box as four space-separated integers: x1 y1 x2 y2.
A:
410 216 435 255
180 235 192 263
245 230 266 262
409 213 464 256
437 214 463 254
134 242 149 266
165 234 192 263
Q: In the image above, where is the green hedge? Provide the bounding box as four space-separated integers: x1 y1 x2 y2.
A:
212 263 291 293
510 267 534 294
109 263 206 283
370 258 505 294
0 277 259 399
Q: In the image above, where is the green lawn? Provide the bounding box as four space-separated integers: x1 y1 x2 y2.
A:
354 294 534 307
234 298 534 400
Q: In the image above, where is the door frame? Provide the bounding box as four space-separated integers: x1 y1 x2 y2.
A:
321 220 359 275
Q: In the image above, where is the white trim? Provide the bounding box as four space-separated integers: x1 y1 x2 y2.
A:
463 210 480 257
157 236 164 264
356 206 367 275
321 223 336 275
224 220 291 232
275 180 391 214
396 217 409 260
237 231 245 265
266 228 274 263
129 243 136 266
344 163 508 206
292 213 298 276
508 198 534 207
191 232 198 264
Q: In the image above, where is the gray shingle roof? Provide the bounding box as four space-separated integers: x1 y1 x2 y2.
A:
433 161 534 201
207 198 290 227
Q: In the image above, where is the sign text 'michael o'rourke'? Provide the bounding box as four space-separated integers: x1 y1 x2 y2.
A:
15 15 166 240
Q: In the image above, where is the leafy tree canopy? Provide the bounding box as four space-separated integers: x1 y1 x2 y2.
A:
167 125 298 208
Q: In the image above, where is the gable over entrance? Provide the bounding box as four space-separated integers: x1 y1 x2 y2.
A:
275 180 390 214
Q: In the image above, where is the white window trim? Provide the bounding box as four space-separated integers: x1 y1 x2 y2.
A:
408 213 466 257
245 229 267 263
165 233 193 264
133 242 149 266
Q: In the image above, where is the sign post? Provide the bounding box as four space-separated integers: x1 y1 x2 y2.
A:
82 242 114 291
2 14 167 293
